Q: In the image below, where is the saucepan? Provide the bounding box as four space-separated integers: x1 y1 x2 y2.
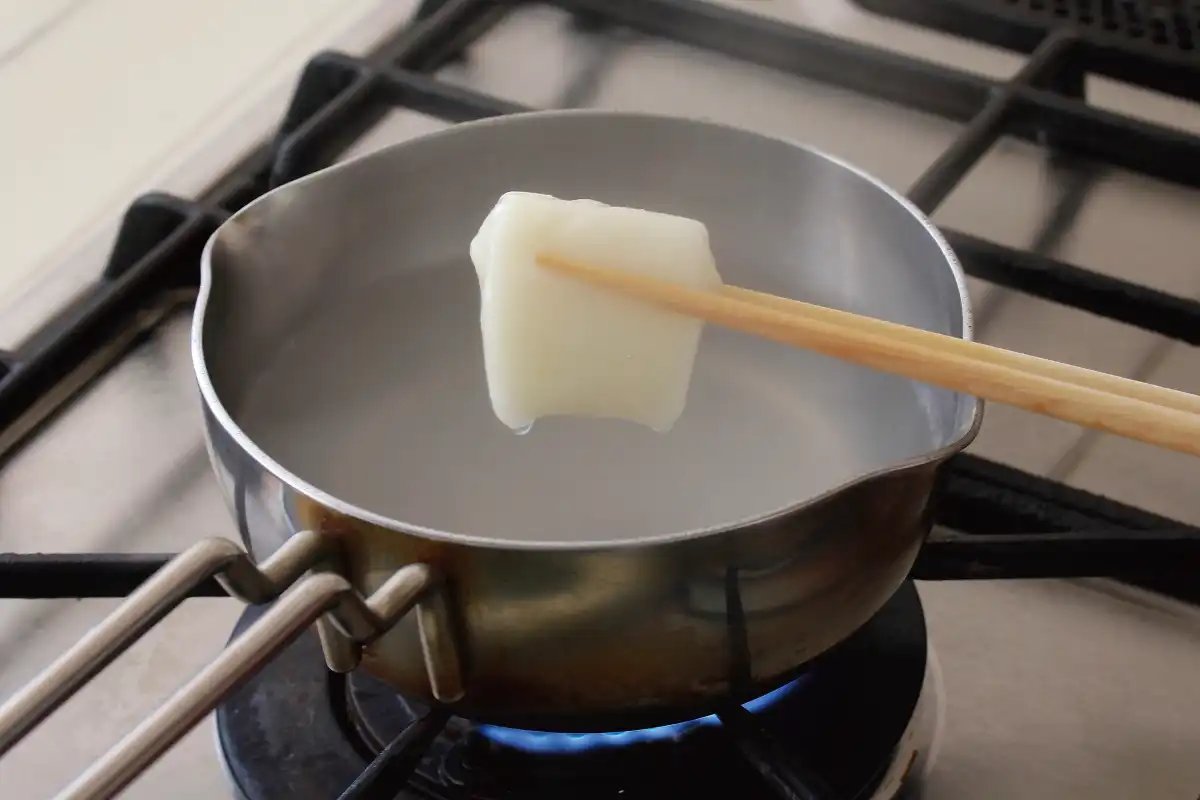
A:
193 110 981 730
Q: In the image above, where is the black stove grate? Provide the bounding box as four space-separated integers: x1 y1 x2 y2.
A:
4 1 1200 797
882 0 1200 54
852 0 1200 101
3 0 1200 602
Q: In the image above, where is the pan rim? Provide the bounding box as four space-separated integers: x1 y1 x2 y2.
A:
192 108 983 551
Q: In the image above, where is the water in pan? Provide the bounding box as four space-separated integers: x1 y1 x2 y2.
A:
475 676 808 754
237 264 939 544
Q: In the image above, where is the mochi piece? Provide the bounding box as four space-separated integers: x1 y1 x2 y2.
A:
469 191 723 433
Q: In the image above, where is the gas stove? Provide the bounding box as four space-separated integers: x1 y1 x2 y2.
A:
217 583 939 800
2 1 1200 798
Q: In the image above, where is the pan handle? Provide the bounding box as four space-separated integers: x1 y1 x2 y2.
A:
234 457 466 702
414 577 467 702
317 562 466 703
53 567 430 800
0 537 463 800
0 532 331 759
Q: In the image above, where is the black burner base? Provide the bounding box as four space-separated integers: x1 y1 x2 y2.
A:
217 582 927 800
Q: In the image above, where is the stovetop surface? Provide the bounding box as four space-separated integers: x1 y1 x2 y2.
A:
2 2 1200 798
219 583 927 800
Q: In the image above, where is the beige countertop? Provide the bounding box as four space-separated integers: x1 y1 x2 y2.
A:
0 0 417 344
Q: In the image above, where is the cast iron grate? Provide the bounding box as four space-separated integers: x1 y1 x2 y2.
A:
1011 0 1200 49
3 1 1200 797
852 0 1200 100
2 0 1200 606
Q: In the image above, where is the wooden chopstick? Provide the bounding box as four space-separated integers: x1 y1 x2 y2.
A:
537 254 1200 458
719 284 1200 416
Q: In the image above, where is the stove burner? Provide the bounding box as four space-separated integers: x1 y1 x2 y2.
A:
217 582 929 800
476 677 808 754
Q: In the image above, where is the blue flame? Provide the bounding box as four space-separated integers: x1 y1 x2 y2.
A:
477 676 807 754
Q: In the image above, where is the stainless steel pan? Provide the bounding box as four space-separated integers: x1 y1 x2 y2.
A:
193 110 981 729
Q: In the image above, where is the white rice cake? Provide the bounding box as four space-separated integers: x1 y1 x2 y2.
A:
469 191 723 433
